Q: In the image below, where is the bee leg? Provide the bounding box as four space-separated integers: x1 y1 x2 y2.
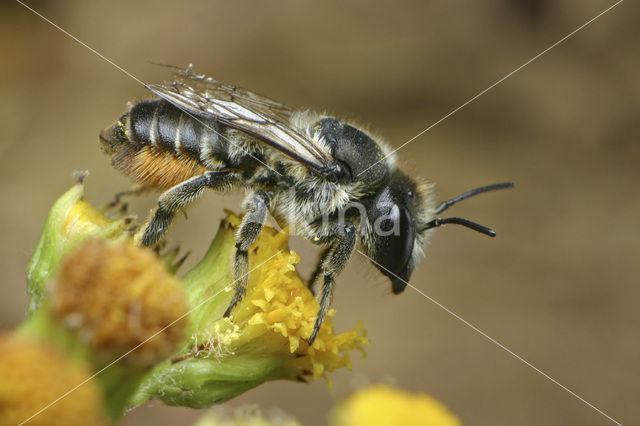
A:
224 190 271 318
108 184 149 208
309 222 356 345
308 246 332 296
137 170 238 247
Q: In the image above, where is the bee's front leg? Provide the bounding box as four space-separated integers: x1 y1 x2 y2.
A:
137 170 238 247
224 190 272 317
308 246 332 296
309 221 356 345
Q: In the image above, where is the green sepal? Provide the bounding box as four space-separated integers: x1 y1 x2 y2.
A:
130 354 286 408
26 179 129 313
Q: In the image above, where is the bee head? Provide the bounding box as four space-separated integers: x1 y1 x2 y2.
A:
364 171 513 294
364 170 434 294
99 113 129 156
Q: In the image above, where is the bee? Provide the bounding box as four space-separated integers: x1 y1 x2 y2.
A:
99 65 513 344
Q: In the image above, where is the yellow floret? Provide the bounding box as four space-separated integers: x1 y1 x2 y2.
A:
0 333 108 426
63 200 113 236
331 385 462 426
192 214 368 382
50 239 189 366
131 213 369 407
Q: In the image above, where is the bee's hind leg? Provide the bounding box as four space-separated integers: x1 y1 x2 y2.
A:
108 184 150 208
308 222 356 345
224 190 272 318
137 170 238 247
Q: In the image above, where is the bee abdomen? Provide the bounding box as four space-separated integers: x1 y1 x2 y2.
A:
129 99 216 160
100 99 213 190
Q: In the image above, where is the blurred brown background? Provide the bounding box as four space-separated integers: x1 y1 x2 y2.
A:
1 1 638 425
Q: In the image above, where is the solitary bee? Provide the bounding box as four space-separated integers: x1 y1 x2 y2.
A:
100 65 513 343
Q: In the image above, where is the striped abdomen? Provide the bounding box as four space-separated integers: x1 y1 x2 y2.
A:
100 99 254 190
127 99 209 160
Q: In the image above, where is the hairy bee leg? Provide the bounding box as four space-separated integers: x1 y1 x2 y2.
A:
224 190 271 318
138 170 238 246
308 246 333 296
309 222 356 344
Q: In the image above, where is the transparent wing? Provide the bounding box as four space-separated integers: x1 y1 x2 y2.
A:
145 65 337 175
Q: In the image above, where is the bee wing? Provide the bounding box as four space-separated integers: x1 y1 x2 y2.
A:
157 64 295 122
145 68 338 176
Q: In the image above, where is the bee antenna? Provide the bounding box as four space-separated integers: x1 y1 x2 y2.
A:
422 217 497 237
435 182 514 215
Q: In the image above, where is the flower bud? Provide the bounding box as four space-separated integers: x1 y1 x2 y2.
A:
21 236 189 420
27 178 131 313
50 238 189 367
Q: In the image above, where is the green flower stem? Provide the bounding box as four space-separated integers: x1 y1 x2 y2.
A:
98 365 147 420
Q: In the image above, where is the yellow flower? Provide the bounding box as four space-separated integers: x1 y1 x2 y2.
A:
0 333 108 426
206 215 367 381
132 214 367 408
331 385 462 426
50 238 189 366
26 180 368 413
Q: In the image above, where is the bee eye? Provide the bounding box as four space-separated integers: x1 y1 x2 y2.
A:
407 191 414 198
370 199 415 295
335 161 353 182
